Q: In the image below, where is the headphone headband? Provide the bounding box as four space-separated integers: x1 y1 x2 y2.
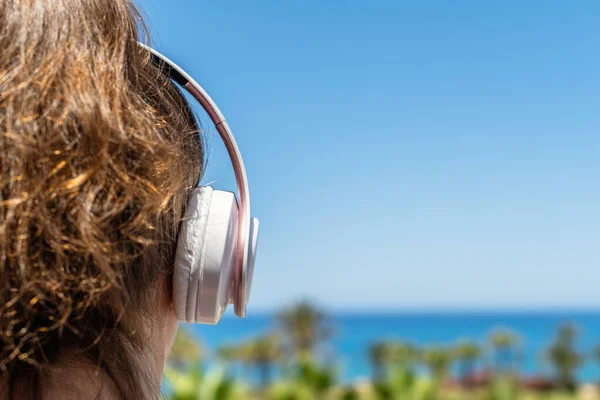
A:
140 43 251 318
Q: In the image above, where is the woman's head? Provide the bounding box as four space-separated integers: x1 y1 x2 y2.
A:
0 0 202 398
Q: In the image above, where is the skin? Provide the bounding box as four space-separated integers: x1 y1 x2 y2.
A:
42 277 179 400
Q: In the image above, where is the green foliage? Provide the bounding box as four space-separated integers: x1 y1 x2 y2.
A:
264 355 338 400
369 341 395 379
277 300 334 355
422 347 454 381
544 324 581 392
387 367 417 397
454 340 482 382
371 367 444 400
164 363 250 400
294 355 337 394
238 334 285 388
369 341 418 382
489 329 520 350
218 344 240 364
369 343 399 376
482 377 520 400
267 381 317 400
339 387 361 400
454 340 481 364
170 328 203 370
394 342 418 367
164 306 594 400
488 328 521 374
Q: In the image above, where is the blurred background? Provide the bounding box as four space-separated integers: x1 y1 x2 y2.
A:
137 1 600 399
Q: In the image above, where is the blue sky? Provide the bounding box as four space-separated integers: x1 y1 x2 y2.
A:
137 0 600 311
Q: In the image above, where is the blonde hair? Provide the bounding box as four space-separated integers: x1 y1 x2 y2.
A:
0 0 202 398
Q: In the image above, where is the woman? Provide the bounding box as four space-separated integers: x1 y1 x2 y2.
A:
0 0 205 398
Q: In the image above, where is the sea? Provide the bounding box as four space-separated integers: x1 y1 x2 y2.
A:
185 311 600 383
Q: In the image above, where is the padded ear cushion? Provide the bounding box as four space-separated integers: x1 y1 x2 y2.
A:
173 187 239 324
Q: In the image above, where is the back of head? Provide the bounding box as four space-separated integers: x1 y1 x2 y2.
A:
0 0 202 398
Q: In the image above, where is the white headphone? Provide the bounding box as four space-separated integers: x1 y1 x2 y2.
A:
141 44 259 325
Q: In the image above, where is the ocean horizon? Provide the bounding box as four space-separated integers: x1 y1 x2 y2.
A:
186 310 600 383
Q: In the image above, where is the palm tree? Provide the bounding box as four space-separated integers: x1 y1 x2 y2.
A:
422 346 453 383
217 344 240 378
238 334 284 389
369 342 419 399
368 341 395 380
488 328 520 374
454 340 481 385
276 300 334 356
393 342 418 370
168 328 203 371
545 323 581 392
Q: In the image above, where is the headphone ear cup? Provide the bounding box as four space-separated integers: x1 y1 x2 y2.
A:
244 218 260 304
173 187 238 324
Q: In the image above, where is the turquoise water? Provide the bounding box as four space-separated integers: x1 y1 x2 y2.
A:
186 311 600 383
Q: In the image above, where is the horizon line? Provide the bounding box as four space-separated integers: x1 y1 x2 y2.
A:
239 306 600 316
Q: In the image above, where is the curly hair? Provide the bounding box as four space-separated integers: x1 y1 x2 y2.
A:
0 0 203 398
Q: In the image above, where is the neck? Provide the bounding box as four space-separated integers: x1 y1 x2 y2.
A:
0 342 168 400
45 347 163 400
45 358 124 400
0 356 150 400
1 280 176 400
47 330 169 400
